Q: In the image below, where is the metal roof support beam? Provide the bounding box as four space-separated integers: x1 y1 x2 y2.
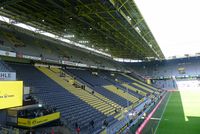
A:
78 9 116 16
0 0 23 7
0 0 164 59
76 1 135 55
95 3 148 56
118 0 163 58
118 0 130 10
109 0 162 59
133 18 144 27
93 5 143 57
46 0 127 56
143 31 151 37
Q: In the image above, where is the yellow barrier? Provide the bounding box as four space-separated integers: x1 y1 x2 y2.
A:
18 112 60 127
0 81 23 109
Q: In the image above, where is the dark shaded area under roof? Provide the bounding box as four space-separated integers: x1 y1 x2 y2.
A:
0 0 164 60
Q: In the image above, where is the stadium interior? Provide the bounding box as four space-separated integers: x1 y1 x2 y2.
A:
0 0 200 134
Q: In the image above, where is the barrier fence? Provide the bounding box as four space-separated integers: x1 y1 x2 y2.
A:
134 92 170 134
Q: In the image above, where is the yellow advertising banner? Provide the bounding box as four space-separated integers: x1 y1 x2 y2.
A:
18 112 60 127
0 81 23 109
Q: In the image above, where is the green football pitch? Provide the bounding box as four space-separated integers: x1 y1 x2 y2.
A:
155 89 200 134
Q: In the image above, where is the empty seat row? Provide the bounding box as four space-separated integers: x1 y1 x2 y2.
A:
9 63 116 132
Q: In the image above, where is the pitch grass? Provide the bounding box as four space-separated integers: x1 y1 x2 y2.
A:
156 89 200 134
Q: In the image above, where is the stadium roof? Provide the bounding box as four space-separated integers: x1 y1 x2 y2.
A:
0 0 164 60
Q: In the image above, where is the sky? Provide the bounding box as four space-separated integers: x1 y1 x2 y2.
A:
135 0 200 58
